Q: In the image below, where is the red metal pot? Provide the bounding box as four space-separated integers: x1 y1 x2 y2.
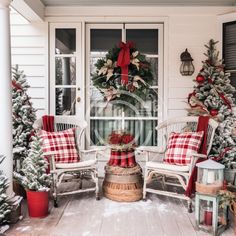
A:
26 190 49 218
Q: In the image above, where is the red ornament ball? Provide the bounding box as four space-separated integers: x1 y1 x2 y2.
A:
196 75 205 83
210 109 218 116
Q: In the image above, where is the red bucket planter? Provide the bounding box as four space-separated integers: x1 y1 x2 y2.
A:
26 190 49 218
108 131 137 168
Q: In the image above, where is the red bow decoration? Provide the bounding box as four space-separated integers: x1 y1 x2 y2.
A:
208 78 232 111
117 42 134 85
12 80 22 90
188 91 208 112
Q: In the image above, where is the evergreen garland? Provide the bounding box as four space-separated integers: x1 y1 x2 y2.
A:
92 44 154 108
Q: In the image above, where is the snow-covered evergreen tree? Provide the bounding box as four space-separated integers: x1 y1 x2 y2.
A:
188 39 236 168
12 65 36 170
14 136 51 191
0 155 12 225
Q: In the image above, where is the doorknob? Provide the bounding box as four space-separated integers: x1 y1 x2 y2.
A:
77 97 81 103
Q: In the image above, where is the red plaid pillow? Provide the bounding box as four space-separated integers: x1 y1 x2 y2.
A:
164 131 204 166
40 128 79 163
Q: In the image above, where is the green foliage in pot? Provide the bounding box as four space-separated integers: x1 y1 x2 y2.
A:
14 136 51 192
0 155 12 225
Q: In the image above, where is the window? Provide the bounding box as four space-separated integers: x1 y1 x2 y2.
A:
87 24 163 147
223 21 236 98
50 23 83 119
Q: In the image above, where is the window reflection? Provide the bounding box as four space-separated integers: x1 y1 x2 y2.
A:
55 57 76 85
56 29 76 54
55 88 76 116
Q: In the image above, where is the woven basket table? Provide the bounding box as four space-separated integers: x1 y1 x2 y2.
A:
103 164 143 202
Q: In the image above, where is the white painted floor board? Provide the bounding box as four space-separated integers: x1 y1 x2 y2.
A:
5 180 235 236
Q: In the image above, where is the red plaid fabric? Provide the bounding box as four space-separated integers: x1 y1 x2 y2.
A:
164 131 204 166
40 128 79 163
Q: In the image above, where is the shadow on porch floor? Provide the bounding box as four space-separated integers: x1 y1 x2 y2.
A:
5 180 235 236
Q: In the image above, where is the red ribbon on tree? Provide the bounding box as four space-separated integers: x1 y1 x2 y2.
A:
208 78 232 111
117 41 134 85
188 91 208 112
12 80 22 90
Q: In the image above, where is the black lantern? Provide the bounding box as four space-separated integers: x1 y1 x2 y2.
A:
180 48 195 76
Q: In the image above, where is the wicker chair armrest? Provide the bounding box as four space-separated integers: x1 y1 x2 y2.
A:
137 146 166 154
191 153 207 159
137 146 166 162
79 147 107 161
43 151 58 156
189 153 207 174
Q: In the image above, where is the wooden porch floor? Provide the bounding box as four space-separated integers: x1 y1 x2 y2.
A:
6 181 235 236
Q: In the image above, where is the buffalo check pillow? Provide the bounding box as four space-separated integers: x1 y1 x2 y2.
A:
164 131 204 166
40 128 79 163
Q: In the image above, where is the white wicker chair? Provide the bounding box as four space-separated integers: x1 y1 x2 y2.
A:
33 116 101 207
138 116 218 212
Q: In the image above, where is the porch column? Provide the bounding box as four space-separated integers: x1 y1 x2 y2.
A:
0 0 13 195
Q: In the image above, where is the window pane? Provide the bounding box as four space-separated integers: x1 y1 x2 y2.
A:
55 88 76 115
55 57 76 85
147 57 158 86
55 29 76 54
91 29 122 52
126 29 158 54
229 72 236 99
125 120 158 146
223 22 236 70
90 120 121 145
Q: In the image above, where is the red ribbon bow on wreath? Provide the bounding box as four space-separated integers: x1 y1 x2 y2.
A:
117 41 134 85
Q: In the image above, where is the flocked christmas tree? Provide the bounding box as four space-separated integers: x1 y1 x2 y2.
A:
188 39 236 168
0 155 12 226
12 65 36 170
14 136 50 191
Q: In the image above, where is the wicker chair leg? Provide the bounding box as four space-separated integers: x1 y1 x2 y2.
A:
188 199 193 213
52 173 58 207
143 168 148 201
54 198 58 208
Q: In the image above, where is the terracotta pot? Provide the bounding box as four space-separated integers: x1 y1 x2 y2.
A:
230 201 236 235
230 201 236 215
26 190 49 218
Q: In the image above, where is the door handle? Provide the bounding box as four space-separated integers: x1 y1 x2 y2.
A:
77 97 81 103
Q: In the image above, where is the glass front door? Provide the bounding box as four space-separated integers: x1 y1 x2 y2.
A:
86 23 163 147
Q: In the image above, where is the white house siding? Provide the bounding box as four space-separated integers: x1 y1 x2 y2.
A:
10 8 48 118
10 7 236 120
168 15 219 118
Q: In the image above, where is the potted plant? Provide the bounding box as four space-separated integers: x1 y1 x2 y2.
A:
14 136 51 218
219 190 236 233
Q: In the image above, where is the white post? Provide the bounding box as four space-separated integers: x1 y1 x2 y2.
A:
0 0 13 195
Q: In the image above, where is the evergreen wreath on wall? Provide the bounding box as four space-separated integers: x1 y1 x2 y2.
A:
92 42 154 107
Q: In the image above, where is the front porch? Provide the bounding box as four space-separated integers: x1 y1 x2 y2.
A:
6 182 235 236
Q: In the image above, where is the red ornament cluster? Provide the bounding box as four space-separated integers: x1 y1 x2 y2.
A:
210 109 218 117
196 74 205 84
108 131 137 168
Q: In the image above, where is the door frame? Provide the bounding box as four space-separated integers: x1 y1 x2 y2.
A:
85 23 164 148
49 22 84 120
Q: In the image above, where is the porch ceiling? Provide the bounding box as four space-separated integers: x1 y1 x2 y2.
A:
40 0 236 6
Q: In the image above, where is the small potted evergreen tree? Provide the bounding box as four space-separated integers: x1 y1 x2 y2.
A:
14 136 51 218
0 155 12 233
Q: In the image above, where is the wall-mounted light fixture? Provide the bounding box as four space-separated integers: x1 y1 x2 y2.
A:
180 49 194 76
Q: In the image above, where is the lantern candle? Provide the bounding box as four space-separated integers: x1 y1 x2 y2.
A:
204 209 213 226
207 170 215 184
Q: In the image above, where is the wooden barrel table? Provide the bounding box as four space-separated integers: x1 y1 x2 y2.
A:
103 164 143 202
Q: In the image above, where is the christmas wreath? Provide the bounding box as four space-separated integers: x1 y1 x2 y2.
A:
92 42 154 107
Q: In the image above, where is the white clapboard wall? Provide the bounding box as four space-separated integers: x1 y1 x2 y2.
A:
10 8 48 118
